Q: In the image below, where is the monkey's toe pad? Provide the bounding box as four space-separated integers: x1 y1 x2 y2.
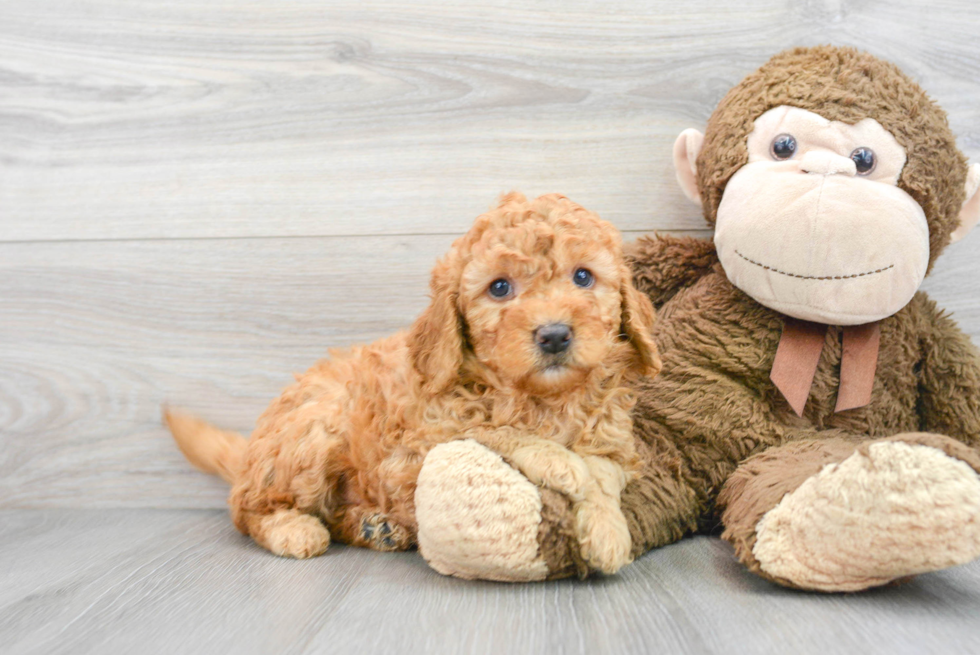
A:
415 439 549 582
753 441 980 592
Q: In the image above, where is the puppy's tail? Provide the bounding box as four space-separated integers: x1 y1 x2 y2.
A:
163 408 247 484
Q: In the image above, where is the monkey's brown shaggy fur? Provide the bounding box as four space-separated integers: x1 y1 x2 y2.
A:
167 193 659 564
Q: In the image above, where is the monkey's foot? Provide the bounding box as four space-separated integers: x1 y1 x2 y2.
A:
752 441 980 592
415 440 551 581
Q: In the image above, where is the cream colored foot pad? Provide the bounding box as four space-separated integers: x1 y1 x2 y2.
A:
416 439 549 582
754 442 980 592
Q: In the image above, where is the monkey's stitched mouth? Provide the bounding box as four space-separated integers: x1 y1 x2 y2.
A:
735 250 895 281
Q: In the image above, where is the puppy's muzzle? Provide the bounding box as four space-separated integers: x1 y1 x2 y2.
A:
535 323 572 355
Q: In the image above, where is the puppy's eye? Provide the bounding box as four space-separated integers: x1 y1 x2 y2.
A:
850 147 876 175
770 134 797 160
488 278 513 299
572 268 594 288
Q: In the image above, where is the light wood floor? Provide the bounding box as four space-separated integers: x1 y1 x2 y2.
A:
3 510 979 655
2 0 980 652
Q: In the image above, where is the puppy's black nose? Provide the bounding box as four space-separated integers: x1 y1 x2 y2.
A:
535 324 572 354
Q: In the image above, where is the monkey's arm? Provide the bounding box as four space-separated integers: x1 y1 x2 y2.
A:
625 371 865 555
626 233 718 310
914 293 980 447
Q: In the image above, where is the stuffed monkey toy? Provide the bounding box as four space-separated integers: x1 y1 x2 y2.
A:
414 46 980 591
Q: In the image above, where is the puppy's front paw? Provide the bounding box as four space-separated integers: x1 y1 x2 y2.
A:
575 501 633 575
259 510 331 559
510 443 591 500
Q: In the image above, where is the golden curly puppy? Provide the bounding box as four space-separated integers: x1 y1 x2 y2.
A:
166 192 660 573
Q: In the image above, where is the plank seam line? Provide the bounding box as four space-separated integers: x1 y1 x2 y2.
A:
0 229 707 246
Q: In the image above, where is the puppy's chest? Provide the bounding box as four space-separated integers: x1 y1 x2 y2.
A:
497 409 583 446
428 385 608 447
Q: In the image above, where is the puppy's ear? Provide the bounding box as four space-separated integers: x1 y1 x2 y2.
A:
619 268 661 378
409 257 466 395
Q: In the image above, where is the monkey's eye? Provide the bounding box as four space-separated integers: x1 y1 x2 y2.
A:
488 278 513 299
770 134 797 160
572 268 594 288
850 147 876 175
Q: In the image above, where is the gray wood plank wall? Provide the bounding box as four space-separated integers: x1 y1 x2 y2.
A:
3 0 979 509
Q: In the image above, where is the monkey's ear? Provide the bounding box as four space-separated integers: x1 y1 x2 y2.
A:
950 163 980 244
673 128 704 207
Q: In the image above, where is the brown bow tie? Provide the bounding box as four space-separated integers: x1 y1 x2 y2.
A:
770 317 881 417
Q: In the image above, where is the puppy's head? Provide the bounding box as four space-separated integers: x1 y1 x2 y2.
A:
410 193 660 397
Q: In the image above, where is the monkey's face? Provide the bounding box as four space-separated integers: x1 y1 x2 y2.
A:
712 106 930 325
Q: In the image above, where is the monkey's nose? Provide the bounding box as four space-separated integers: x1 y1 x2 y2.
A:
799 150 857 177
535 324 572 354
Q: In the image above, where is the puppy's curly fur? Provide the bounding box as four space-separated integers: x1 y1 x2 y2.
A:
166 192 659 572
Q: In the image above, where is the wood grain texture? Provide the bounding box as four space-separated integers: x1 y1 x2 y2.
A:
1 510 978 655
0 234 443 509
1 0 979 241
1 0 979 512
